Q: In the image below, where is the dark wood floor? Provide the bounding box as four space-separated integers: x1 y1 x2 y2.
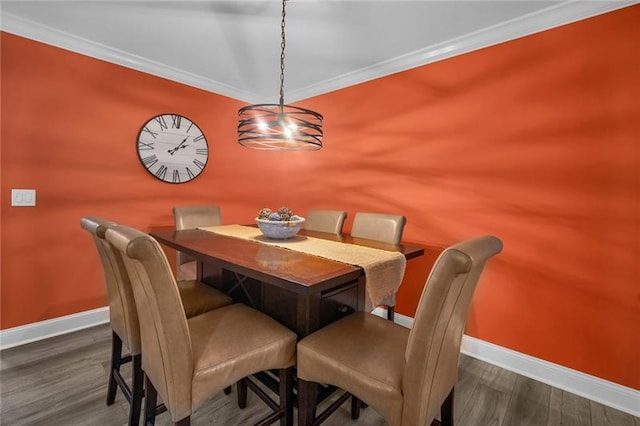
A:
0 323 637 426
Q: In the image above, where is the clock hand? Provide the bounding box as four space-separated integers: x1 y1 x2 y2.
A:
168 137 189 155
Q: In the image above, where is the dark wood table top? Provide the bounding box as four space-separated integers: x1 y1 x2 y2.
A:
150 226 425 295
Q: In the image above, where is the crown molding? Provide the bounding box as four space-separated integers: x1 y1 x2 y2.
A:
0 12 255 102
2 1 637 104
286 0 638 102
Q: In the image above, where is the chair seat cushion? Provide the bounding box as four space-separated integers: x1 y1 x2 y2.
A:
297 312 408 425
177 280 233 318
188 304 297 411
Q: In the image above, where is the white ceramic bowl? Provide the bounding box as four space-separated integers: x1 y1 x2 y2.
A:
255 217 305 239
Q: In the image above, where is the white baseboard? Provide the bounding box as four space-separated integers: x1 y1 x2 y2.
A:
372 308 639 418
0 307 109 350
2 307 637 417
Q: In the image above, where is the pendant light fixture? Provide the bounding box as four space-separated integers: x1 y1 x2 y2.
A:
238 0 323 151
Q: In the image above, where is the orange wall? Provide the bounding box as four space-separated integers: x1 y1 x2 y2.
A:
2 5 639 390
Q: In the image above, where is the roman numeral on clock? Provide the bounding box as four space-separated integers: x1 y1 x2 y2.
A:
141 127 158 139
186 167 195 180
154 116 168 130
193 159 205 170
138 141 155 151
142 155 158 168
172 169 181 183
171 115 181 129
155 165 168 180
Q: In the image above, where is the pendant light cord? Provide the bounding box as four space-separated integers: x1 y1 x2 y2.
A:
279 0 287 108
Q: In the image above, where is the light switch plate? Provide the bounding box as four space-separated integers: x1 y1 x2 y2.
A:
11 189 36 206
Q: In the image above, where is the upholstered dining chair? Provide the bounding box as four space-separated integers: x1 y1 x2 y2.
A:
304 209 347 234
296 235 503 426
350 212 407 320
173 206 222 280
81 217 233 426
105 223 297 426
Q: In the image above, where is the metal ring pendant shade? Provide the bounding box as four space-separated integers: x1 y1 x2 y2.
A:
238 104 323 151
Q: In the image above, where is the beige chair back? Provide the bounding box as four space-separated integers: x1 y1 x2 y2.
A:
401 236 503 426
351 212 406 245
106 225 194 418
304 209 347 234
173 206 222 269
80 217 141 355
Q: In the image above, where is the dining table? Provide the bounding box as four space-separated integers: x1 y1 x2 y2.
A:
150 225 425 338
150 224 427 404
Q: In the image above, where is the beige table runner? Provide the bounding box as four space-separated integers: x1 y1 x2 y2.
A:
199 224 406 311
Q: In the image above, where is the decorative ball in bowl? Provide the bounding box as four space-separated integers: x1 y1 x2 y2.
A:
255 207 305 240
255 217 305 239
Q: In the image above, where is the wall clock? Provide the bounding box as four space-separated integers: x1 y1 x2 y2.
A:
136 113 209 184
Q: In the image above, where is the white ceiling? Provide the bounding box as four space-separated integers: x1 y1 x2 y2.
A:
1 1 635 103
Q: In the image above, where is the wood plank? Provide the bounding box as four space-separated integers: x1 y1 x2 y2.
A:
0 324 128 425
591 400 637 426
458 363 517 425
561 390 592 426
503 375 552 426
2 324 638 426
457 383 510 425
480 363 518 393
454 354 487 423
547 387 563 426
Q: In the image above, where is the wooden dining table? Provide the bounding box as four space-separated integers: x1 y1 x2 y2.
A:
150 226 425 338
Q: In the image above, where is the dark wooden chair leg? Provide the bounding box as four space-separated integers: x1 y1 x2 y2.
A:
386 305 395 321
279 368 294 426
128 354 144 426
237 378 248 409
297 379 317 426
144 376 158 426
440 387 454 426
350 395 361 419
107 331 123 405
175 417 190 426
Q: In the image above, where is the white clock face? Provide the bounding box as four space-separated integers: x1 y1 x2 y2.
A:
136 114 209 184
